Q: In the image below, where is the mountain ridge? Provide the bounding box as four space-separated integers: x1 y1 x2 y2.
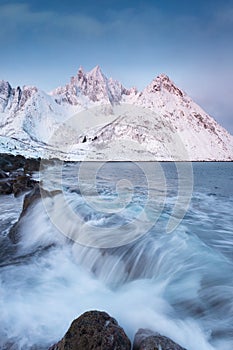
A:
0 66 232 161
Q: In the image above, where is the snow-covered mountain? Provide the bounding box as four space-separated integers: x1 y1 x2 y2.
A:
0 66 232 161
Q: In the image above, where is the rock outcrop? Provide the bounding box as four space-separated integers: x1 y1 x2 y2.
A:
133 328 187 350
8 184 61 243
0 173 37 196
48 311 131 350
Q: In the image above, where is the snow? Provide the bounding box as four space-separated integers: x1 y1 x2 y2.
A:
0 67 232 161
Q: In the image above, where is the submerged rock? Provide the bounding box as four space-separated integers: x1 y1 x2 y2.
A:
48 310 131 350
133 328 187 350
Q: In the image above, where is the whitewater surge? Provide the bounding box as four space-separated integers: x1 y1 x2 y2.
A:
0 162 232 350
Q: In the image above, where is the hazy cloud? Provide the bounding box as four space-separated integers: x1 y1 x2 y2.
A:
0 3 104 40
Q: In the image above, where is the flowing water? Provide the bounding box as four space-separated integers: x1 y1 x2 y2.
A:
0 162 232 349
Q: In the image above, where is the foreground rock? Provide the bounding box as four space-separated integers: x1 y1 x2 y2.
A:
48 311 131 350
133 329 187 350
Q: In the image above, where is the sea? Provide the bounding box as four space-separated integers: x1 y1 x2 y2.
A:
0 161 232 350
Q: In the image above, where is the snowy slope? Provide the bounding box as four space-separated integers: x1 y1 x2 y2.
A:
0 67 232 161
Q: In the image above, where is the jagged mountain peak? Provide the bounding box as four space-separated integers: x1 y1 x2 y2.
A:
77 65 85 74
86 65 107 86
0 80 12 97
73 65 106 84
0 80 39 113
156 73 171 81
0 80 12 113
145 73 184 97
88 65 104 77
0 79 11 87
22 85 38 92
52 65 131 105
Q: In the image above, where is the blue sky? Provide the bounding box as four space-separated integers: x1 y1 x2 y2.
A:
0 0 232 133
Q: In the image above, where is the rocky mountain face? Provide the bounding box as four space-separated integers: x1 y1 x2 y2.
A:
0 66 232 161
52 65 132 105
0 80 38 113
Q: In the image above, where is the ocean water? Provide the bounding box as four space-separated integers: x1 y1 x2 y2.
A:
0 162 232 350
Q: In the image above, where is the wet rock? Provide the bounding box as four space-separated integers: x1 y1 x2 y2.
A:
0 173 37 196
9 184 61 243
0 169 8 178
24 157 41 173
0 153 40 173
133 329 187 350
21 184 61 215
20 184 42 214
0 154 13 171
0 181 12 195
12 175 37 197
0 154 26 172
0 154 40 196
8 184 41 243
48 310 131 350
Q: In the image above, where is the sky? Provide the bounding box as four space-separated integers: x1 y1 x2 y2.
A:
0 0 232 133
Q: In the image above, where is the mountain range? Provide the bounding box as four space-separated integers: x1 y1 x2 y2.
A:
0 65 232 161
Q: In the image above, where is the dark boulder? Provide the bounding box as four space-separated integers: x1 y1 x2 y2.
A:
133 329 187 350
48 311 131 350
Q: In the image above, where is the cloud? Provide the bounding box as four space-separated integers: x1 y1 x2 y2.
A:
0 3 104 41
0 3 206 45
0 2 229 50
